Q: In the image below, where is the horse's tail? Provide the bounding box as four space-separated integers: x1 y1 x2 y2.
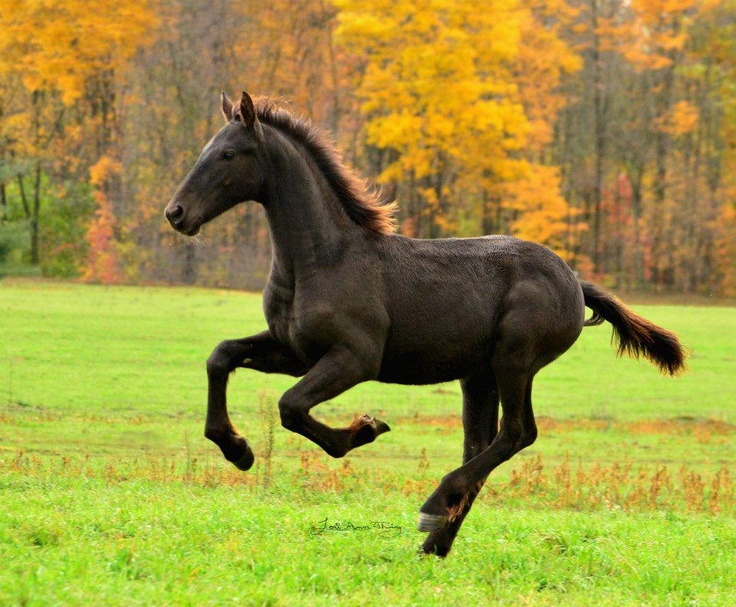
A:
580 281 687 376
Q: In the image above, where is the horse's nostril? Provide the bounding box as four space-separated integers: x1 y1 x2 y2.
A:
166 204 185 224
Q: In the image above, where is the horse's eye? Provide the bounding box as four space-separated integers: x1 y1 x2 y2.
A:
222 150 236 160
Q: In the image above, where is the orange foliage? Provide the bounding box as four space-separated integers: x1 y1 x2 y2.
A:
623 0 700 71
335 0 583 244
0 0 734 292
713 203 736 296
0 0 158 104
503 164 581 259
82 157 122 284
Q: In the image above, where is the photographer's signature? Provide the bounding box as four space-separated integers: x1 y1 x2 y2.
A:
310 517 402 538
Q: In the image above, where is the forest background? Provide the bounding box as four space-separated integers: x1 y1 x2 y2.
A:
1 0 735 295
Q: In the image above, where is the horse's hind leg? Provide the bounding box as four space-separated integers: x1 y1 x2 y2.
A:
418 361 537 547
205 331 307 470
421 370 499 557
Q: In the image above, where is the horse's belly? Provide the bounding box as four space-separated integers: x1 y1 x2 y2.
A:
377 348 487 385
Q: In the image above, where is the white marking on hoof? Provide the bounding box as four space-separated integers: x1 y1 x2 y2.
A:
418 512 447 533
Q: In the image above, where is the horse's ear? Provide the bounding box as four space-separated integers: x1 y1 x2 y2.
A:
236 91 264 139
221 91 234 123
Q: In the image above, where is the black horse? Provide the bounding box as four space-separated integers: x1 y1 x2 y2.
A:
165 92 686 557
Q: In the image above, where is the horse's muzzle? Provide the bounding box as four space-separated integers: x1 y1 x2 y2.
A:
164 203 200 235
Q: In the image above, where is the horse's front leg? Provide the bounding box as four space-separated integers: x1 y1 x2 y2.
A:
205 330 307 470
278 346 390 458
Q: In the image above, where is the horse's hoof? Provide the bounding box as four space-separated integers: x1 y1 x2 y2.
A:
372 417 391 436
232 449 255 471
354 414 391 435
226 439 254 471
417 512 447 533
351 415 391 449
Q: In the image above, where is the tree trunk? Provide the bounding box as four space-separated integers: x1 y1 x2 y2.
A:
15 160 42 266
1 181 7 221
31 161 41 266
590 0 605 274
629 167 646 290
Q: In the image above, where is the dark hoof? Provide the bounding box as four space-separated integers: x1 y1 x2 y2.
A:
219 436 255 471
352 415 391 449
373 418 391 436
231 443 255 471
417 512 447 533
419 540 451 558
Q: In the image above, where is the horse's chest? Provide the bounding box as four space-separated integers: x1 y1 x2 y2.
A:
264 291 330 362
264 292 294 344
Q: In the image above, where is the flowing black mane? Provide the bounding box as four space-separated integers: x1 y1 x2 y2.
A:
255 101 397 235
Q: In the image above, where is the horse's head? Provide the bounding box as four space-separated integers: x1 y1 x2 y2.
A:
165 91 265 236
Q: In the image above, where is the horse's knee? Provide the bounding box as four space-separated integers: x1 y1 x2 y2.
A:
278 397 300 431
206 346 225 376
207 341 235 377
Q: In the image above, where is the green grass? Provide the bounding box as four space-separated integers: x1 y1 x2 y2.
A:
2 473 734 606
1 280 734 605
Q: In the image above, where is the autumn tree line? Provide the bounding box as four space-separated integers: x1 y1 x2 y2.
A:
1 0 734 294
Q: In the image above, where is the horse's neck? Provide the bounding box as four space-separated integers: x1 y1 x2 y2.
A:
262 132 354 281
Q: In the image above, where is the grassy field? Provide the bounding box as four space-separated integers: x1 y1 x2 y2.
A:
1 280 734 606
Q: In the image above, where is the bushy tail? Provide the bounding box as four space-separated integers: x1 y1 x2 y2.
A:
581 281 687 376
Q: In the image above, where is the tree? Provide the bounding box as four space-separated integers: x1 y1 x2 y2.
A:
335 0 582 253
2 0 733 293
81 157 122 283
0 0 158 274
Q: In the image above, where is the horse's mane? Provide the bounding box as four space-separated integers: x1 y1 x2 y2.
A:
255 100 397 235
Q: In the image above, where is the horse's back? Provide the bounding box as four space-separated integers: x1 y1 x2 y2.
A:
375 234 584 384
